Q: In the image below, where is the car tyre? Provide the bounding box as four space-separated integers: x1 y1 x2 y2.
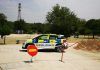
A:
55 46 62 53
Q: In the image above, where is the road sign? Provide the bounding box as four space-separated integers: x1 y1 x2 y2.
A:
27 45 38 57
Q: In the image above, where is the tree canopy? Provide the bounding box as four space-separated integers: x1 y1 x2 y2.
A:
46 4 79 37
0 13 12 38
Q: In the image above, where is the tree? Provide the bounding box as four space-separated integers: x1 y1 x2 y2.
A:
42 23 51 33
95 19 100 35
14 19 26 34
0 13 12 44
86 19 100 38
46 4 79 37
32 23 44 33
77 19 86 35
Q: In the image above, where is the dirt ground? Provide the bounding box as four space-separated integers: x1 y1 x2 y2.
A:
0 44 100 70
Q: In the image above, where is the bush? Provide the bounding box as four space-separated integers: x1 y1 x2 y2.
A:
74 39 100 51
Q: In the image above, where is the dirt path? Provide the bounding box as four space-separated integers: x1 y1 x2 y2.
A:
0 44 100 70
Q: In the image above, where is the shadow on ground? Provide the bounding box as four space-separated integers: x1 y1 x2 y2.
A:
38 49 56 52
0 43 5 45
23 61 33 63
19 50 27 52
23 59 62 63
19 49 56 53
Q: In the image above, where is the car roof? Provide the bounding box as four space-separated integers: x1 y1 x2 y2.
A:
33 34 64 38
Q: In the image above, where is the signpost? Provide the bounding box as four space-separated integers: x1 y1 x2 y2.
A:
27 45 38 62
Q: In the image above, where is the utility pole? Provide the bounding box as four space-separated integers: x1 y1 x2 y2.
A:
17 3 21 21
16 3 23 34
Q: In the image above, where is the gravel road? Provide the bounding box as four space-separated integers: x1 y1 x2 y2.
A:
0 44 100 70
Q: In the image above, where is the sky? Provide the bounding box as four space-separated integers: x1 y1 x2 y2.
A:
0 0 100 23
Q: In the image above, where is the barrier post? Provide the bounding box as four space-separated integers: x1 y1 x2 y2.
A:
27 45 38 63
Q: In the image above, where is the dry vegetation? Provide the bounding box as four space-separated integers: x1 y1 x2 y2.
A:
67 35 100 43
74 39 100 52
0 34 38 44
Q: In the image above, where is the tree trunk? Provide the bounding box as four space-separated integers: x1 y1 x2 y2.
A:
1 35 3 39
88 35 89 39
4 36 6 44
93 34 95 39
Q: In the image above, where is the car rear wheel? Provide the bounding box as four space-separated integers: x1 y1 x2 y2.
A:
55 45 62 52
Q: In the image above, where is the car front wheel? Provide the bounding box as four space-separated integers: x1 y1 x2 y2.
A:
25 43 34 49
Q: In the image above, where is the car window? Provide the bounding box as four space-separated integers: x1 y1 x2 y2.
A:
49 35 57 40
39 35 48 40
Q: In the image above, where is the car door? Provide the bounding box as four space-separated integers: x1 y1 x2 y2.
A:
49 35 57 48
35 35 49 49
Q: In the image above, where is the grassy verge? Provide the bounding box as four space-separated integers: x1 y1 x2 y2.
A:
0 34 36 44
67 35 100 43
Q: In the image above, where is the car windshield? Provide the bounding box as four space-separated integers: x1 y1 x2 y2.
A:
39 35 48 40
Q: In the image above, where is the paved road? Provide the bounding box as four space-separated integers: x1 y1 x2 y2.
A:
0 44 100 70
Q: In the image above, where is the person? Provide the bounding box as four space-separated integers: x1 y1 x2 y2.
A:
60 40 68 52
62 40 68 49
